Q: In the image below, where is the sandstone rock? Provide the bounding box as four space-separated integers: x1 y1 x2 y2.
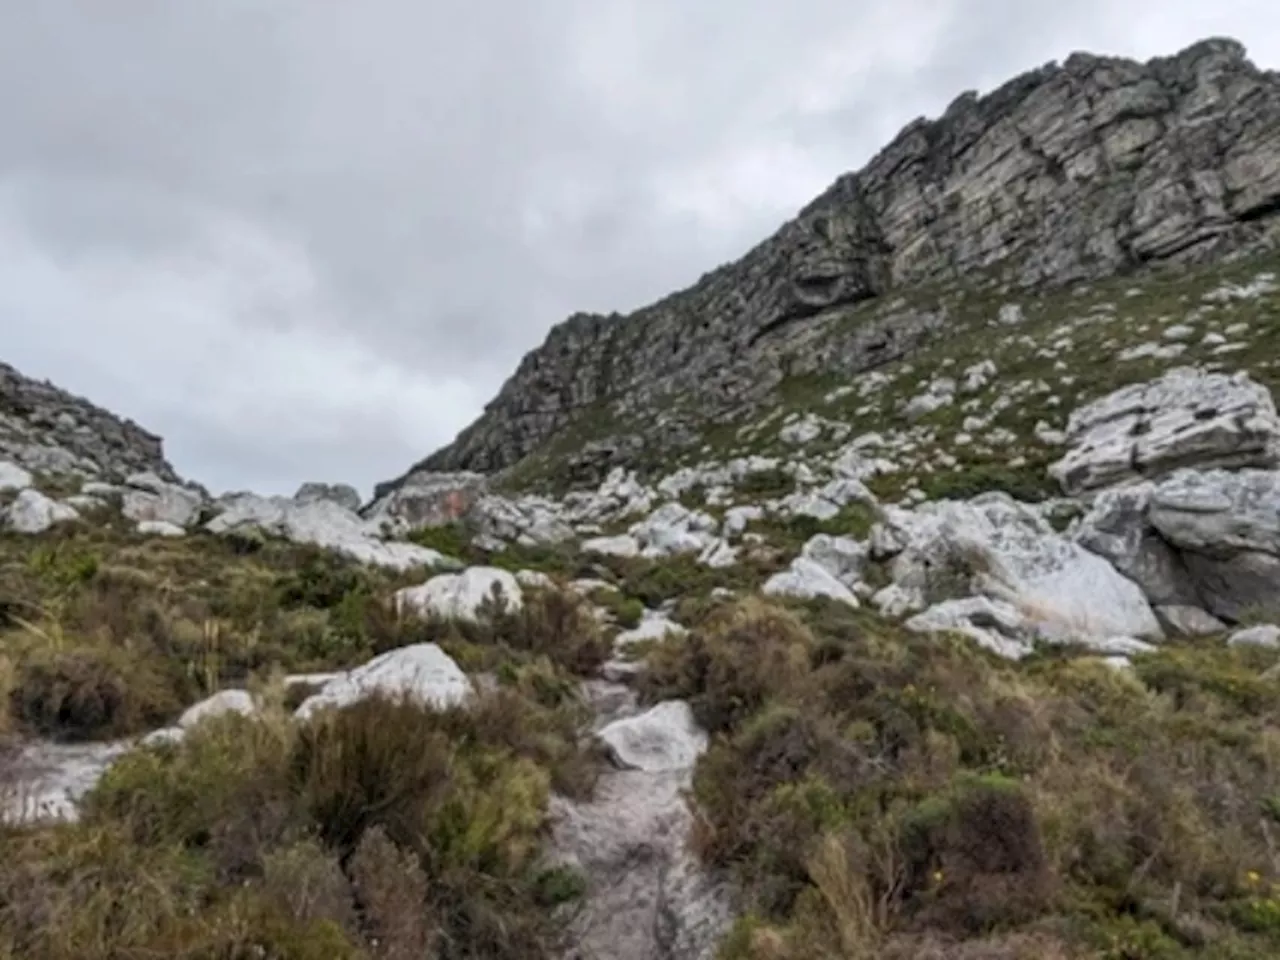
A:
764 557 859 606
0 460 32 491
1074 483 1200 607
1050 368 1280 495
207 493 456 571
629 502 719 559
597 701 708 773
122 473 204 528
293 481 362 513
3 740 133 824
1148 468 1280 620
394 566 524 622
179 690 258 729
1156 604 1228 637
1228 624 1280 648
4 489 79 534
582 534 642 558
363 469 486 532
880 494 1162 641
294 644 473 720
614 612 688 647
137 520 186 538
905 596 1036 660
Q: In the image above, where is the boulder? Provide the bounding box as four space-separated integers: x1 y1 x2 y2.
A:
629 502 720 559
1228 624 1280 648
615 612 687 648
0 460 32 492
137 520 186 538
763 557 859 607
179 689 258 728
206 493 457 571
122 473 205 528
1050 368 1280 496
597 700 708 773
293 481 362 513
879 494 1162 641
363 470 487 532
1147 468 1280 621
294 644 473 719
394 566 524 622
4 489 79 534
582 534 642 558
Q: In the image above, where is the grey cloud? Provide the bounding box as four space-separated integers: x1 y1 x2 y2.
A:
0 1 1277 495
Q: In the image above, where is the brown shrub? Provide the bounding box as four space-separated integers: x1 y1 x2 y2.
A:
11 645 180 740
349 825 438 959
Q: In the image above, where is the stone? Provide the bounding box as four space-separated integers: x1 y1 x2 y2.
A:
1228 624 1280 648
615 612 688 647
1156 604 1228 637
629 502 719 559
905 596 1034 660
137 520 186 538
881 494 1162 641
395 566 524 622
363 469 487 533
122 475 204 528
1050 368 1280 495
1074 483 1200 607
1147 468 1280 621
178 689 258 729
4 489 79 534
3 740 133 824
763 557 859 606
0 460 32 491
293 481 362 513
779 413 823 445
206 493 456 571
294 644 473 720
597 700 708 773
582 534 641 558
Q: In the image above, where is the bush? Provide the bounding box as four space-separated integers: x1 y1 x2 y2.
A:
12 645 180 740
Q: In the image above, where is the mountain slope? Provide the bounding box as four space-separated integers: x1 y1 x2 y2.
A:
384 36 1280 494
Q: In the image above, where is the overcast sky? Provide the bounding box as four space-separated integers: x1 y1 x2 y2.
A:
1 2 1277 497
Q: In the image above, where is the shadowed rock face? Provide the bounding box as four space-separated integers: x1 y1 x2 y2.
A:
389 37 1280 488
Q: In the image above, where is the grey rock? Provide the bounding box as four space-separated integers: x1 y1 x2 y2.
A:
4 489 79 534
1156 604 1228 637
363 469 487 532
122 475 205 529
293 481 362 513
1228 624 1280 648
0 360 180 483
0 460 32 491
1051 368 1280 496
1147 468 1280 621
383 38 1280 488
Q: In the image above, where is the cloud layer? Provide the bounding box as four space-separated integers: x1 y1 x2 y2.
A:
2 1 1277 495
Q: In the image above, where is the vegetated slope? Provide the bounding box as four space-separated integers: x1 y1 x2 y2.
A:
383 36 1280 495
7 33 1280 960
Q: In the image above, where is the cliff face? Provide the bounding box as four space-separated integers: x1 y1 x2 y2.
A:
0 361 179 483
389 37 1280 492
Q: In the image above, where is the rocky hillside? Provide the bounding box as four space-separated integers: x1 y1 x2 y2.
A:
0 361 180 484
385 36 1280 493
8 34 1280 960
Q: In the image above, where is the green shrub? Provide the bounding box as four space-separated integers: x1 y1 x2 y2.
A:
12 645 181 740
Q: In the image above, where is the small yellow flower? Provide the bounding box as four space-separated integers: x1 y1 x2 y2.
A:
932 870 944 884
1247 869 1262 886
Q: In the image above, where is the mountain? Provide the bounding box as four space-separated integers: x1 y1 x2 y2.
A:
381 36 1280 495
9 35 1280 960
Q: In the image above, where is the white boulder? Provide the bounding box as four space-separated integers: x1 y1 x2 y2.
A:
294 644 473 719
394 566 524 621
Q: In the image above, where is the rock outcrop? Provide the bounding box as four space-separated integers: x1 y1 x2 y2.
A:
390 37 1280 487
0 361 180 483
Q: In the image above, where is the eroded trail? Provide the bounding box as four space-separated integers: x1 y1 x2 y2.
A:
549 679 731 960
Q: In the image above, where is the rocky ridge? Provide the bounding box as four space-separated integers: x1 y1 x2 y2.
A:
395 36 1280 488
